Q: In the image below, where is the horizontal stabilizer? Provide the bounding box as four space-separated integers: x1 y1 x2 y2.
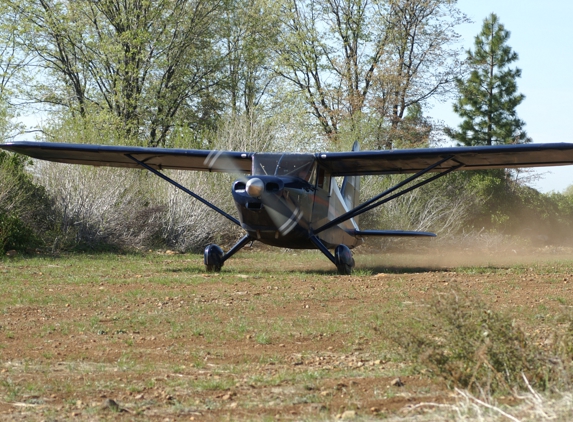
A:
355 230 436 237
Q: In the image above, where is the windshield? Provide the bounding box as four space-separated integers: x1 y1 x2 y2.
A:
253 153 316 183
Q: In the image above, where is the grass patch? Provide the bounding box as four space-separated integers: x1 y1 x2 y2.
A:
3 249 573 420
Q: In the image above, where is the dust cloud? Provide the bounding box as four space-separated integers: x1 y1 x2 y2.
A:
355 238 573 271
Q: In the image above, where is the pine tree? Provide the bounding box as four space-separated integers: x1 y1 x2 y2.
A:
448 13 531 146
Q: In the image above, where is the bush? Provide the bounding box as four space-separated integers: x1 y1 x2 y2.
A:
37 163 165 251
32 110 297 252
359 172 483 242
391 289 573 395
0 151 49 254
0 212 36 253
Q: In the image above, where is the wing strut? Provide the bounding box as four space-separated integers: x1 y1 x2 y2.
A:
314 156 463 235
126 154 241 227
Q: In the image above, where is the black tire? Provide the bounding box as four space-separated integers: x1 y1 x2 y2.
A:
334 244 354 275
337 264 352 275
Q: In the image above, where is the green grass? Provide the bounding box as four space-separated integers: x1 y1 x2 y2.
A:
2 249 573 420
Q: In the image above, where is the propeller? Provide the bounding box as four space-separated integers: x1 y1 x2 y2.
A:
205 150 308 237
242 175 304 236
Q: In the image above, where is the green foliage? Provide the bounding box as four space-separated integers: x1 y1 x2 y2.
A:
458 170 511 230
0 212 36 252
0 151 47 254
358 167 573 247
34 111 298 253
1 2 572 252
391 289 571 395
219 0 281 116
563 184 573 197
10 0 228 147
274 0 467 145
43 108 129 146
464 171 573 243
448 13 531 146
359 170 486 241
0 100 23 142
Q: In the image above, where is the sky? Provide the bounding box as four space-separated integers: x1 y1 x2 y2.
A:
431 0 573 193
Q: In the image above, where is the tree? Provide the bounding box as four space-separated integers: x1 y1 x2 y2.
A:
370 0 467 149
0 2 30 142
448 13 530 146
219 0 280 117
275 0 467 147
6 0 227 146
388 103 433 149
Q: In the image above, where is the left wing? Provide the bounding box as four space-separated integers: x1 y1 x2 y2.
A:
318 143 573 176
0 141 253 173
4 141 573 176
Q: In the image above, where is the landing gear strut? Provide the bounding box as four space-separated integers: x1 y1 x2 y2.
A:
203 235 253 272
309 235 355 275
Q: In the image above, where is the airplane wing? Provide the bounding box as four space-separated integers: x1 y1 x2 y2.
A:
317 143 573 176
0 141 253 173
4 141 573 176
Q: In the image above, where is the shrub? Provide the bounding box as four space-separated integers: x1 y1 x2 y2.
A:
0 151 49 254
391 289 573 396
359 172 483 244
32 110 291 252
37 163 165 251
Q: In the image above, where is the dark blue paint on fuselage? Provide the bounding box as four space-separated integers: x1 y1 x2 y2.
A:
232 175 318 248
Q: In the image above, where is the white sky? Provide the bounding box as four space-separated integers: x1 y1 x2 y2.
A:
431 0 573 193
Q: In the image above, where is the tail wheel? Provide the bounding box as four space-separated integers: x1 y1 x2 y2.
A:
204 244 224 272
335 244 355 275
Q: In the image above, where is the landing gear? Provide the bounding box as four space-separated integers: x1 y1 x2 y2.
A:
203 235 253 272
204 244 224 272
309 235 355 275
335 244 355 275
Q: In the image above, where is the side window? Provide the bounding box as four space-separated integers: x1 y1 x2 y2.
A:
306 163 317 185
316 166 329 191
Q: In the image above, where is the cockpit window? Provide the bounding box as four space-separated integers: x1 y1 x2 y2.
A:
253 154 316 183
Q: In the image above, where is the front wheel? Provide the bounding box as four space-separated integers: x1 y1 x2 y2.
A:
334 244 355 275
204 244 224 272
336 263 352 275
206 264 222 272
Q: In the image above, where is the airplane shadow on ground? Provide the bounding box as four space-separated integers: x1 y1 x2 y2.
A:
164 265 458 276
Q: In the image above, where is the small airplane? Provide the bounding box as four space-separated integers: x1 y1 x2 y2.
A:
3 140 573 274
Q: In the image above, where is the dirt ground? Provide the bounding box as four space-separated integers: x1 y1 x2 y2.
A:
2 246 573 420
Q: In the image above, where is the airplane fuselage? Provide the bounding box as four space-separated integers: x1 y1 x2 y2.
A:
231 153 362 249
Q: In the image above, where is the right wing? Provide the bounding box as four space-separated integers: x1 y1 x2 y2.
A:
318 143 573 176
0 141 254 173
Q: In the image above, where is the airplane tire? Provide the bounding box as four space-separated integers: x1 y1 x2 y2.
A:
206 264 222 272
204 244 224 272
337 263 352 275
335 244 354 275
